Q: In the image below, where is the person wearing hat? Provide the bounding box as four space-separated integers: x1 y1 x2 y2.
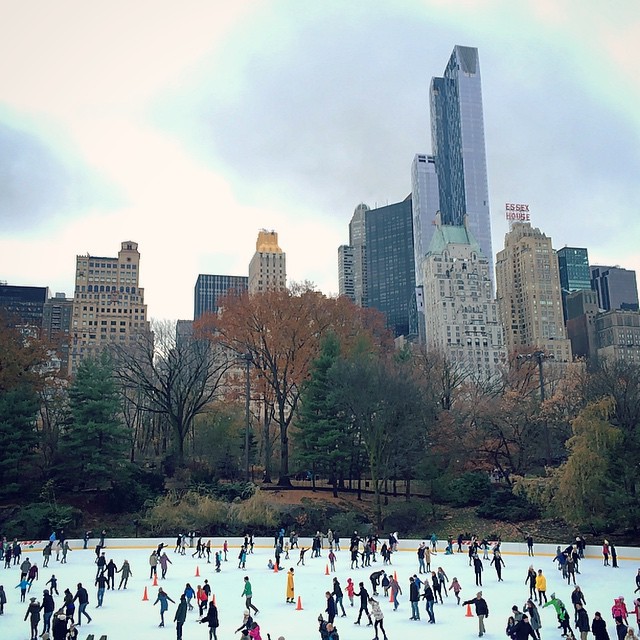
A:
462 591 489 637
52 612 68 640
511 613 537 640
41 588 55 634
235 609 253 635
24 596 41 640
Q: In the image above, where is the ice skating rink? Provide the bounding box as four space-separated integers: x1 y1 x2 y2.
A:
1 537 639 639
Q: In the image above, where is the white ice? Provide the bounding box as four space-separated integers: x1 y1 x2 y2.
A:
1 536 639 640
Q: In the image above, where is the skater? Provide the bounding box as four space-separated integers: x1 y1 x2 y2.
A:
43 542 52 568
73 583 92 625
603 540 610 566
95 571 108 607
513 613 537 640
353 582 373 625
536 569 547 605
184 583 195 611
409 576 421 620
417 542 427 573
591 611 610 640
41 589 55 633
491 551 505 582
24 596 41 640
571 586 587 623
0 585 6 615
473 554 483 586
149 550 159 579
174 594 188 640
297 547 308 567
431 571 443 604
370 595 387 640
106 559 117 590
437 566 449 597
325 591 337 624
328 549 336 572
238 546 247 569
543 592 573 638
526 565 537 599
524 599 542 640
16 576 29 602
611 542 618 568
46 575 59 596
332 577 346 617
422 580 436 623
286 568 295 604
27 563 39 591
370 569 385 596
159 551 172 579
576 602 590 640
526 535 534 557
83 530 91 550
462 591 489 637
154 587 175 627
241 576 259 615
118 559 133 589
389 574 402 610
346 578 355 607
52 612 69 640
613 597 629 625
197 585 208 616
449 576 462 605
199 599 219 640
248 620 262 640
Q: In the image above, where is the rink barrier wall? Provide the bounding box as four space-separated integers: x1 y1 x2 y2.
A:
15 537 640 562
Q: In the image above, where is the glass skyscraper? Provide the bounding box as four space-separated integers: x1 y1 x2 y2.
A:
430 45 494 285
556 247 591 323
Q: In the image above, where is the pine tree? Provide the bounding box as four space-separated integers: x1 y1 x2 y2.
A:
58 352 130 489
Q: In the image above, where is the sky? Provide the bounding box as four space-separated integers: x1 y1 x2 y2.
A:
1 0 640 321
2 536 639 639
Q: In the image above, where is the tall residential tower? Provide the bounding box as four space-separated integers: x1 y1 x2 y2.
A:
248 230 286 294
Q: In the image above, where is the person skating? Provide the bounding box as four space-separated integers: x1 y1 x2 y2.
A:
105 558 117 590
353 582 372 625
184 583 195 611
524 599 542 640
95 572 108 607
242 576 259 615
297 547 308 567
571 586 587 623
332 577 346 617
346 578 355 607
0 585 6 615
16 577 29 602
24 596 41 640
473 554 483 586
174 593 188 640
118 559 133 589
154 587 175 627
450 576 462 605
535 569 547 605
409 575 420 620
543 592 573 638
369 569 385 596
326 590 337 624
613 597 630 625
286 568 295 604
40 589 55 634
526 535 534 557
491 551 505 581
575 602 590 640
463 591 489 637
592 611 611 640
615 617 629 640
197 585 208 616
52 612 69 640
73 583 92 625
525 566 537 600
159 551 172 579
422 580 436 623
200 599 219 640
389 574 402 610
370 595 387 640
512 613 537 640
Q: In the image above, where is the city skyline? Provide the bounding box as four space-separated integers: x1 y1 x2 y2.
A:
1 1 639 320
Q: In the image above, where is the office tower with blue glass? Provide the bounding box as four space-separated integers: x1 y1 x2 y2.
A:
556 247 591 323
429 45 494 285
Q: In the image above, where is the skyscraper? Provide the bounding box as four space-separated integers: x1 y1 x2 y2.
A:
590 265 639 312
194 274 248 319
337 245 355 301
495 223 572 361
0 283 48 328
430 45 494 285
349 203 369 308
365 196 415 337
422 215 505 379
43 292 74 373
556 247 591 323
248 230 286 294
69 240 150 375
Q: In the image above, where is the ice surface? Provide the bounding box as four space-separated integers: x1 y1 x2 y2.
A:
1 537 639 639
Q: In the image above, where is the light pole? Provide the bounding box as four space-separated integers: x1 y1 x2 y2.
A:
241 353 252 482
517 350 554 464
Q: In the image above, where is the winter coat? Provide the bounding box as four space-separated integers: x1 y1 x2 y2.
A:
371 600 383 621
201 603 219 628
592 617 611 640
462 596 489 616
535 574 546 591
577 608 590 632
174 599 188 623
286 571 295 599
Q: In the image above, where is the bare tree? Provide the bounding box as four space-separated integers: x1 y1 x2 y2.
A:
113 320 234 466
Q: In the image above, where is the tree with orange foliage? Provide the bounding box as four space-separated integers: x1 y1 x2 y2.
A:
205 284 391 486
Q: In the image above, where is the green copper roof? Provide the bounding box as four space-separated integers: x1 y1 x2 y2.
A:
427 223 482 256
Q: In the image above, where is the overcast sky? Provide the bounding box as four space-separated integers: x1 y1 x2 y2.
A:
1 0 639 320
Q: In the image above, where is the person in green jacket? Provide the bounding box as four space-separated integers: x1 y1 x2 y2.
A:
241 576 259 615
174 594 188 640
543 593 573 637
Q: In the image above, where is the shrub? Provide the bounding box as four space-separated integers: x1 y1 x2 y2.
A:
328 511 372 538
382 500 438 535
105 468 165 513
142 490 229 535
3 503 81 538
433 472 491 507
476 489 540 522
228 489 279 534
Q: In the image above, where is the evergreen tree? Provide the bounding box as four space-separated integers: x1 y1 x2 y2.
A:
296 332 350 497
58 352 130 489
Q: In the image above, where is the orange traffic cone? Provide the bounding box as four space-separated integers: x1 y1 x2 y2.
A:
465 603 473 617
142 586 149 601
389 590 393 603
325 564 330 575
296 596 303 610
195 565 200 577
212 593 216 605
273 563 279 573
153 574 158 586
393 571 398 582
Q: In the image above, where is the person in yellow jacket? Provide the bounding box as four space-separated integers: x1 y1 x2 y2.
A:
286 568 295 603
535 569 547 605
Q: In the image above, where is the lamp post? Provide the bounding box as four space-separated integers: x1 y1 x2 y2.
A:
241 353 252 482
517 350 554 464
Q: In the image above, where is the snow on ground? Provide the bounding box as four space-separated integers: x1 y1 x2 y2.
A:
1 537 639 640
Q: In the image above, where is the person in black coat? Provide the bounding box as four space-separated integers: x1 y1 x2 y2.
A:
199 600 219 640
473 555 484 586
52 612 68 640
592 611 611 640
512 614 537 640
575 603 590 638
463 591 489 637
353 583 372 625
